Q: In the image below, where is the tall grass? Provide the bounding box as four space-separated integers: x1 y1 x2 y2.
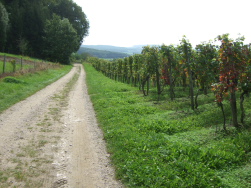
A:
84 63 251 188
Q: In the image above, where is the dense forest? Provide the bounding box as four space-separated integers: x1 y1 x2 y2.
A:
0 0 89 64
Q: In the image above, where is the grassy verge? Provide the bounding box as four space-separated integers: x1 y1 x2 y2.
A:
84 63 251 188
0 65 72 113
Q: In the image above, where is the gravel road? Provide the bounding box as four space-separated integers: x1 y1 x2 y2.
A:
0 64 123 188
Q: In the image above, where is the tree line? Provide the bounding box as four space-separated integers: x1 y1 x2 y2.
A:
0 0 89 64
89 34 251 131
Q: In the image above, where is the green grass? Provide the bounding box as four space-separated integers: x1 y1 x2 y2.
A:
0 52 49 62
84 63 251 188
0 65 72 113
0 61 34 74
0 53 56 74
0 61 15 73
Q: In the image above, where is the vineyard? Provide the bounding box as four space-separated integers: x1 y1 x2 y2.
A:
84 60 251 187
0 53 61 78
85 34 251 187
89 34 251 131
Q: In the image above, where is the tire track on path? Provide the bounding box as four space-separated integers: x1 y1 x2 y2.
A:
63 64 123 188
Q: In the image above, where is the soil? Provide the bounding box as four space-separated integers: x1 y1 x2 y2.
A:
0 64 123 188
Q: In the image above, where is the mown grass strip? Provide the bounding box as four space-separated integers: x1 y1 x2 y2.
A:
0 65 72 113
84 63 251 188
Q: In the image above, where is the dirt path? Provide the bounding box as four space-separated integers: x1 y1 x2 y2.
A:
0 64 123 188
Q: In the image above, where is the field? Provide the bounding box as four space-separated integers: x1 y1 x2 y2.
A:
84 63 251 187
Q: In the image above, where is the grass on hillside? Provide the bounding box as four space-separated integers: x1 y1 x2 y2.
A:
0 52 50 62
0 53 57 74
0 61 34 74
0 65 72 113
84 63 251 188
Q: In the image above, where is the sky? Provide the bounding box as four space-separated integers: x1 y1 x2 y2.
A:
73 0 251 47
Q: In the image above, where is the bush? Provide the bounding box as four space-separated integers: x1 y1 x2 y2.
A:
3 76 25 84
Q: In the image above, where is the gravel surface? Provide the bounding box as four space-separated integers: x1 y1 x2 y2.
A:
0 64 123 188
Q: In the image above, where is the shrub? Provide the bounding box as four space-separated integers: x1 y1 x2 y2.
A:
3 76 25 84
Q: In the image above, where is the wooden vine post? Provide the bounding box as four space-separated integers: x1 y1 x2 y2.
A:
3 54 6 73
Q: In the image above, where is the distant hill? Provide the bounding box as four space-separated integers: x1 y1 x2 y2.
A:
80 45 144 55
77 47 130 59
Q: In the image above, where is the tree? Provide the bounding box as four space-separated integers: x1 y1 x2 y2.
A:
2 0 89 62
48 0 89 50
23 1 47 57
4 0 47 56
80 52 91 61
18 37 29 56
43 14 79 64
0 2 9 51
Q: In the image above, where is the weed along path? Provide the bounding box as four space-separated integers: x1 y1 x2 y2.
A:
0 64 123 188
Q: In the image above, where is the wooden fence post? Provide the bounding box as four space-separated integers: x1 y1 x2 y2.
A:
21 57 23 70
3 54 6 73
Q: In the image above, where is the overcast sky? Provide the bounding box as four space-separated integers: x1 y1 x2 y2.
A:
73 0 251 47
